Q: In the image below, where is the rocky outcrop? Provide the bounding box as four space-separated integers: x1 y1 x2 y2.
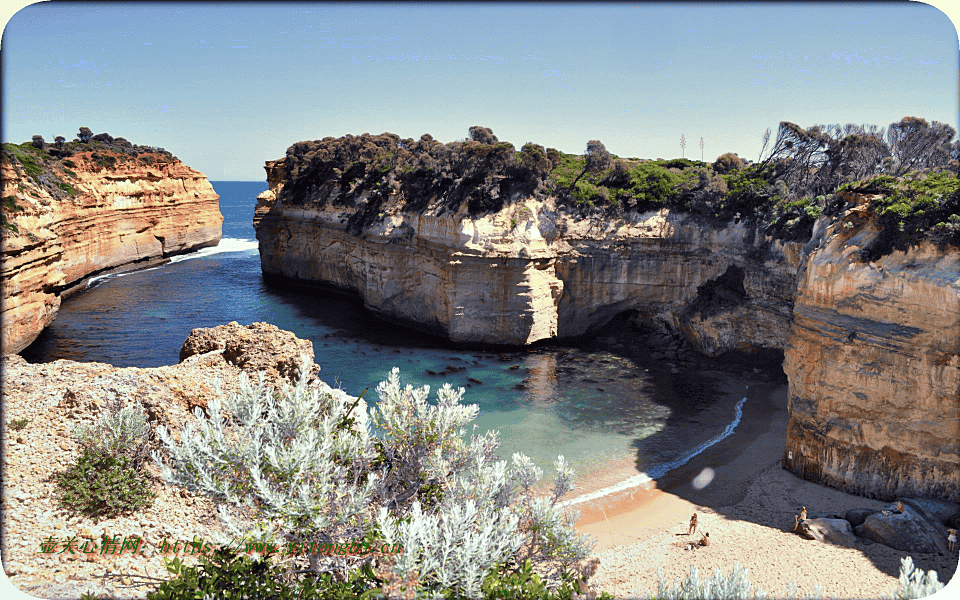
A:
180 321 316 385
783 193 960 502
1 146 222 354
855 506 951 555
0 324 342 598
255 159 803 352
796 517 857 545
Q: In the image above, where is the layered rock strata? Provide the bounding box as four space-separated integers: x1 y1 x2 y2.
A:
255 160 803 352
1 151 222 354
783 194 960 502
256 159 959 505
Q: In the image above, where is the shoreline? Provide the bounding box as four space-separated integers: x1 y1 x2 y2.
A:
567 378 959 599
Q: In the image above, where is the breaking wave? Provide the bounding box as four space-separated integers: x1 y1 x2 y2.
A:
86 237 258 288
559 391 748 508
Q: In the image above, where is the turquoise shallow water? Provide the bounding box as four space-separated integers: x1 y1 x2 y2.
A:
21 181 749 494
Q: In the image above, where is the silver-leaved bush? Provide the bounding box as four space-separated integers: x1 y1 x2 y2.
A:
154 359 593 598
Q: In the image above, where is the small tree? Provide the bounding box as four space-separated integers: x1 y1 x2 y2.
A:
31 135 45 149
568 140 612 193
713 152 743 175
78 127 93 143
54 136 66 157
468 126 498 145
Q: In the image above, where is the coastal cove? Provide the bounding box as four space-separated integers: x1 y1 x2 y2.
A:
19 181 768 496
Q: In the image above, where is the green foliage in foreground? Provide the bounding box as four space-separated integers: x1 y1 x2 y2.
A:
147 547 383 600
146 547 612 600
54 447 155 519
6 417 29 431
143 549 945 599
838 170 960 258
55 399 155 520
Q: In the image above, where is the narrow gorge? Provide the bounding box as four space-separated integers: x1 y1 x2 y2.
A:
253 130 960 504
1 136 222 354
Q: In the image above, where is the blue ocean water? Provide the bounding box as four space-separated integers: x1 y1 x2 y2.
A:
21 181 746 493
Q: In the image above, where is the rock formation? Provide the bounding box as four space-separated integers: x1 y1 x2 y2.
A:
1 142 222 354
253 134 959 505
783 193 960 502
255 159 803 352
180 321 317 385
0 324 340 598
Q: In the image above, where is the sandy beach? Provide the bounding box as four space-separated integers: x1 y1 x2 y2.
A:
569 376 959 599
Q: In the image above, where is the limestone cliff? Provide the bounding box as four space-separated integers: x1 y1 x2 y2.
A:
255 159 802 352
253 131 960 504
783 193 960 501
1 141 222 354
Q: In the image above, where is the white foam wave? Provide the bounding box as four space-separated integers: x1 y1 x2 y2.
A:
167 238 258 263
558 392 749 508
84 238 258 288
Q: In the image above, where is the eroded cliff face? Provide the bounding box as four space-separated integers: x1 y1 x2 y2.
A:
256 157 960 503
255 159 803 351
1 150 222 354
783 194 960 501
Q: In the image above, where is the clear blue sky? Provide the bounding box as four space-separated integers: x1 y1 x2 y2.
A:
2 1 958 181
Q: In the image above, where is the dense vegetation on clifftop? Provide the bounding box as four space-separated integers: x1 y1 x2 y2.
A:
272 117 960 254
1 129 178 232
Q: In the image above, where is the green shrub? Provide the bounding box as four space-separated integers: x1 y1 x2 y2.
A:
1 195 23 233
54 447 155 519
7 418 29 431
147 547 614 600
148 547 319 600
73 400 151 466
843 171 960 257
56 181 77 196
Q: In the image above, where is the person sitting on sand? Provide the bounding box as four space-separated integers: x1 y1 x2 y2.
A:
699 532 710 547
